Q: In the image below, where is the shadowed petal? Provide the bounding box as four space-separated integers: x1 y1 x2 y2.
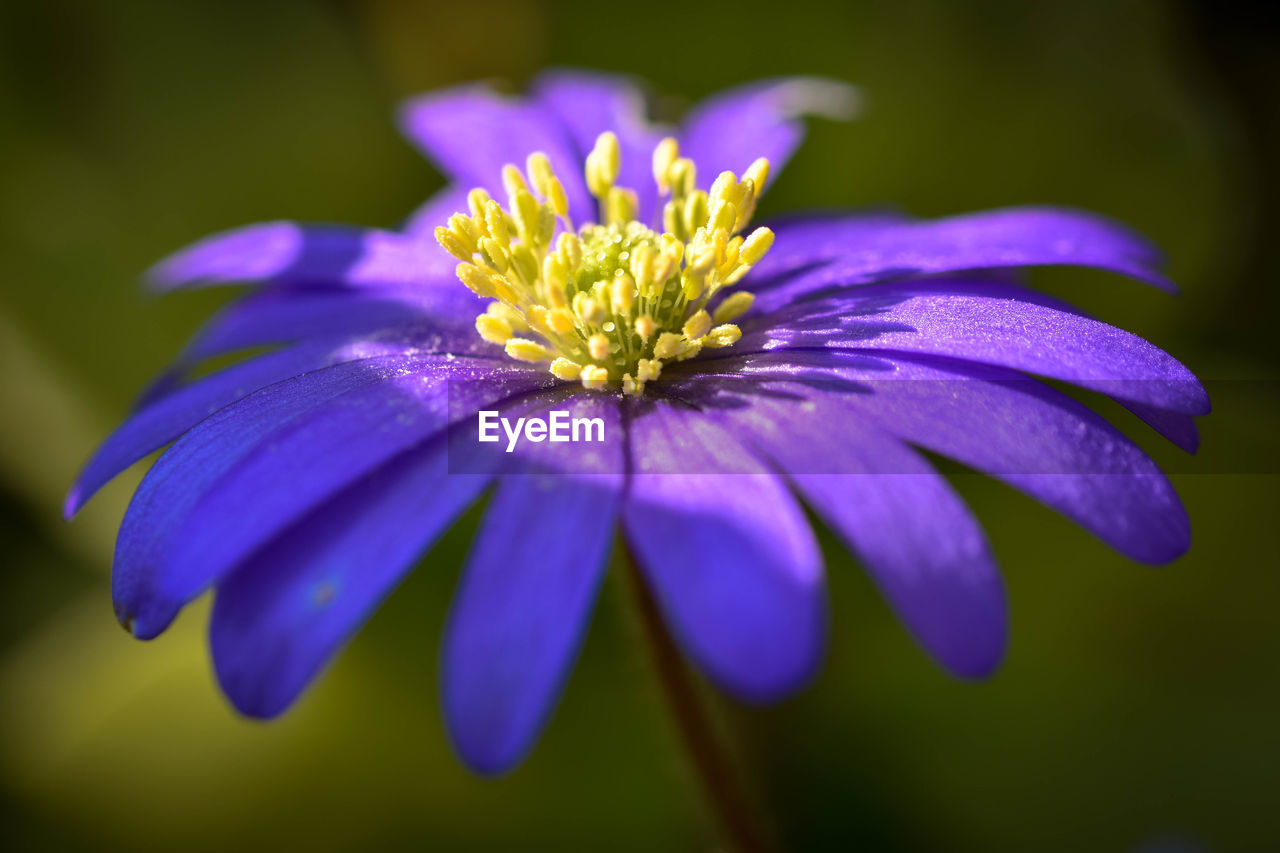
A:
444 394 623 774
743 278 1209 414
703 392 1005 677
211 440 489 718
675 351 1191 565
623 403 825 702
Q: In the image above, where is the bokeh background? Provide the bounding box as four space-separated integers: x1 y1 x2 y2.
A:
2 0 1277 849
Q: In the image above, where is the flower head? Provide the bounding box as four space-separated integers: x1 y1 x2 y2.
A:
67 71 1208 775
434 131 773 393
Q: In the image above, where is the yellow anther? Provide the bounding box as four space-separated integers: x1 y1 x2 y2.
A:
669 158 696 198
653 137 679 192
605 187 637 226
556 231 582 270
707 199 737 233
713 291 754 323
484 200 509 248
479 237 509 272
743 158 770 194
675 338 703 361
487 301 527 330
448 212 479 244
505 337 553 362
457 262 497 298
595 132 621 185
573 293 605 325
475 313 513 345
509 244 539 285
542 255 568 300
709 171 738 205
435 226 473 261
502 164 528 202
588 333 611 361
526 152 555 198
548 307 575 334
662 202 680 239
684 191 710 235
550 357 582 381
682 309 711 340
636 358 662 382
740 226 775 265
630 243 655 291
634 315 658 342
622 374 642 395
467 188 492 218
547 177 569 219
703 324 741 348
611 275 636 312
512 188 540 241
653 332 682 359
580 365 609 390
681 266 706 300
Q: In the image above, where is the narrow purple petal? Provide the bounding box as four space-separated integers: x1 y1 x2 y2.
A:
112 353 493 639
681 78 859 191
750 207 1174 312
743 278 1209 414
715 394 1006 678
147 223 449 292
211 440 488 718
65 335 419 518
157 363 546 630
444 393 623 774
397 84 593 221
623 403 825 702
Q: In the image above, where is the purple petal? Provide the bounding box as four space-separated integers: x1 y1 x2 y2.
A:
147 223 449 292
211 439 488 718
65 335 422 518
623 403 825 702
676 351 1190 565
398 84 594 222
751 206 1174 312
444 395 623 774
743 278 1208 414
111 353 502 639
176 285 480 364
720 395 1006 678
157 362 546 634
680 78 859 191
532 70 663 225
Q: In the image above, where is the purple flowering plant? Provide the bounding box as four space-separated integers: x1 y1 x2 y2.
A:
67 71 1207 782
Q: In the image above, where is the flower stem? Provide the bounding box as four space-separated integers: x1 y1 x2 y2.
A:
621 550 775 853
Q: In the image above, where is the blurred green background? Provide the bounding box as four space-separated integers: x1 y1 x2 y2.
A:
1 0 1277 849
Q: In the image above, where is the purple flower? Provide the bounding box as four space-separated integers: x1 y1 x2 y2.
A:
67 71 1207 775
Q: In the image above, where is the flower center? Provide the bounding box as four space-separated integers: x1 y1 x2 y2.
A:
435 132 774 394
